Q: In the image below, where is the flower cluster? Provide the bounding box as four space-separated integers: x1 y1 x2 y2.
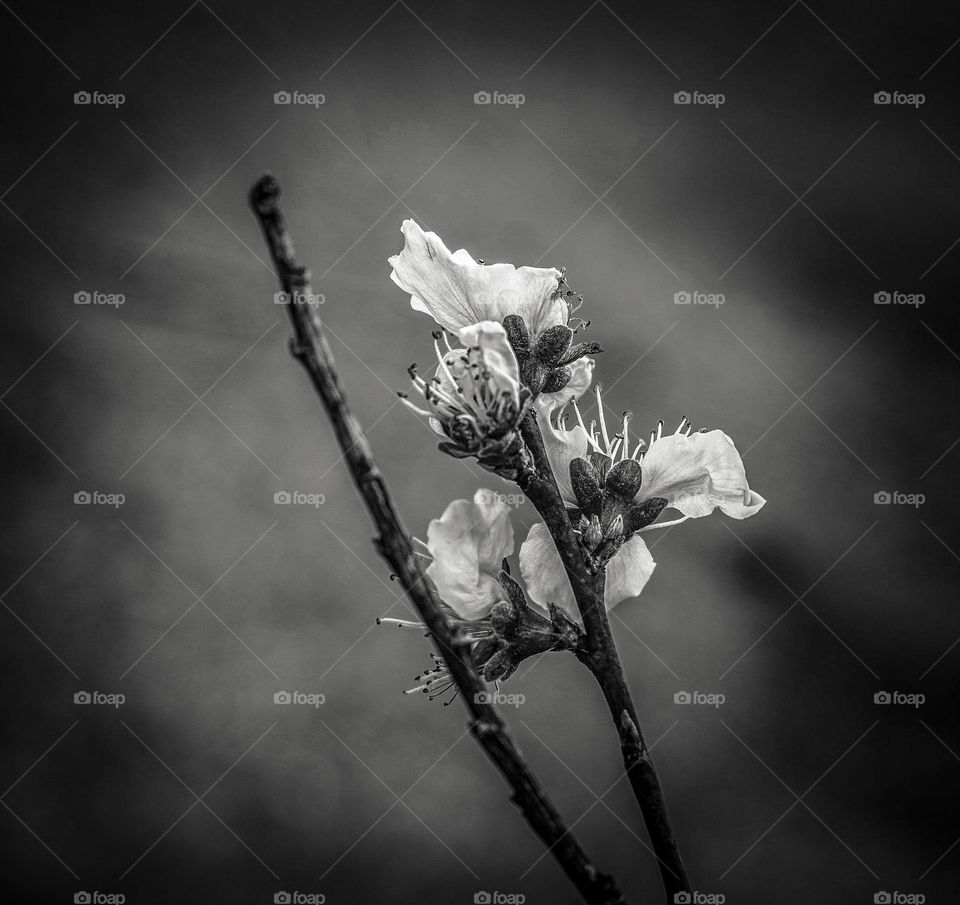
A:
520 391 765 615
384 220 765 699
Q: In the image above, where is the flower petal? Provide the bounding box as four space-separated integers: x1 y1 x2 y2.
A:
456 321 521 402
389 220 565 335
519 522 578 618
470 488 516 569
638 429 765 519
604 535 656 609
425 488 514 620
535 399 589 506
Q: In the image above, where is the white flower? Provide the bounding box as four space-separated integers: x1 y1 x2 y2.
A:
389 220 567 338
570 392 766 520
380 487 508 702
424 488 515 621
519 389 765 615
401 321 530 474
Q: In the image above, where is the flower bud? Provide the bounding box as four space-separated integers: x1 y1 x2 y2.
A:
570 457 603 516
605 458 643 501
501 314 530 356
584 514 602 550
541 366 572 395
558 340 603 366
603 513 624 540
533 324 574 367
623 497 668 533
496 571 528 619
489 597 523 637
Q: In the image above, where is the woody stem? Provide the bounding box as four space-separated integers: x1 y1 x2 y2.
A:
519 410 690 902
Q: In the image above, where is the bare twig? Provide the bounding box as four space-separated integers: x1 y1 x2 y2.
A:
249 174 626 905
518 412 690 902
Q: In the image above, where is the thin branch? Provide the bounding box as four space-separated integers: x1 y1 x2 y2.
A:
248 173 626 905
518 412 690 902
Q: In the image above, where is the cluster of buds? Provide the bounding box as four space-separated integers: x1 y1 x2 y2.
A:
501 274 601 400
566 398 682 571
470 569 584 682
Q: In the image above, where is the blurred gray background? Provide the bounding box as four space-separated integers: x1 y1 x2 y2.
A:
2 1 958 902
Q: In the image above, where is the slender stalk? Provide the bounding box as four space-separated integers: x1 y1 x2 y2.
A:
519 412 690 901
249 174 626 905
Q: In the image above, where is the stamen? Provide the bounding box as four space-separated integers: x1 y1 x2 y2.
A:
435 340 459 389
573 401 605 456
399 397 432 418
639 515 690 532
595 386 611 451
377 618 426 628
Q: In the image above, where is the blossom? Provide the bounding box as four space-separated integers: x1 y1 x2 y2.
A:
390 220 599 409
401 321 530 475
389 220 567 338
381 487 512 701
424 487 515 621
520 389 765 615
